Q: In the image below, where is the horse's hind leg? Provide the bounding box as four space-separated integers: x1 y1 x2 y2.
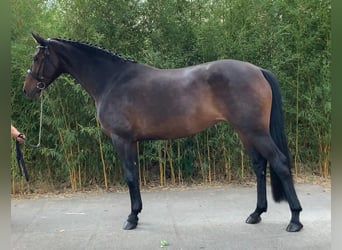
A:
245 148 268 224
251 134 303 232
111 135 142 230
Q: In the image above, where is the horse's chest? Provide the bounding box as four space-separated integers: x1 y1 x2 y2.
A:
95 100 126 136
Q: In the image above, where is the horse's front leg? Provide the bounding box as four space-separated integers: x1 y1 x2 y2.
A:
112 135 142 230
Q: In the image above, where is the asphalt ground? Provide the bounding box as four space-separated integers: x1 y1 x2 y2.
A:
11 184 331 250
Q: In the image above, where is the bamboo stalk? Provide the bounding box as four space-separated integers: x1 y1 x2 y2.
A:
195 136 205 183
167 141 176 185
143 154 147 186
77 142 82 189
46 156 51 180
213 160 216 182
11 165 15 194
318 129 323 177
163 141 167 185
137 142 141 189
56 98 74 189
294 57 301 177
69 148 76 191
223 146 228 181
207 131 211 184
177 140 182 185
69 147 76 191
69 168 75 191
225 144 232 182
142 143 147 186
158 142 164 186
11 143 16 194
324 144 330 178
240 147 244 179
96 118 108 190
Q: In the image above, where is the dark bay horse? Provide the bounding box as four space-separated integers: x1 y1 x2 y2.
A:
23 33 303 232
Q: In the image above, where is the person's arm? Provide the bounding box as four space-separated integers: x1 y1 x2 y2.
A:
11 124 26 142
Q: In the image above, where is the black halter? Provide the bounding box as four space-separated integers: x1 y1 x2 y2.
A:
27 41 51 90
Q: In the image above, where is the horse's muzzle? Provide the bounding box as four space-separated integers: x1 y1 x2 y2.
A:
23 85 41 98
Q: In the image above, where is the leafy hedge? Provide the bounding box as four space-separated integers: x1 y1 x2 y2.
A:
11 0 331 192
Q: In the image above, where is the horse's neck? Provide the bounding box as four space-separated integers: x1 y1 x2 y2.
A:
59 46 126 101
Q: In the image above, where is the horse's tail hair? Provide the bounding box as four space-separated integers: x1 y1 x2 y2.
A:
261 68 292 203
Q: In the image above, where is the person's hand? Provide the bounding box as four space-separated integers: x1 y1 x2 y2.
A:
16 133 26 142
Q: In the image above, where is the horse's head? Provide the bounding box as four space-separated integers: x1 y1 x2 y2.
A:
23 33 61 98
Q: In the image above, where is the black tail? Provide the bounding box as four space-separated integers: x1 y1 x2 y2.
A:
261 69 292 202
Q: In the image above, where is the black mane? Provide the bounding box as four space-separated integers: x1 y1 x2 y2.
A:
53 38 137 63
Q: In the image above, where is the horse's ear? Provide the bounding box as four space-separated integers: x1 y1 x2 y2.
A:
31 33 46 46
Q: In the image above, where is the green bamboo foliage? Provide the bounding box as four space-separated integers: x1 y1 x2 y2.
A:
11 0 331 192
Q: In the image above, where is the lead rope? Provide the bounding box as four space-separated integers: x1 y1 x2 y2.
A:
15 92 44 182
36 91 44 147
24 92 44 148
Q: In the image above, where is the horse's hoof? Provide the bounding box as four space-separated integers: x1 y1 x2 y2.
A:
123 220 138 230
286 221 303 232
245 214 261 224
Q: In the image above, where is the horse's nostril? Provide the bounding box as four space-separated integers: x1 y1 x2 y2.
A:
23 88 26 94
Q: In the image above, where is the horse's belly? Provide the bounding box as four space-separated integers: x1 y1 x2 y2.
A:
136 116 223 140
